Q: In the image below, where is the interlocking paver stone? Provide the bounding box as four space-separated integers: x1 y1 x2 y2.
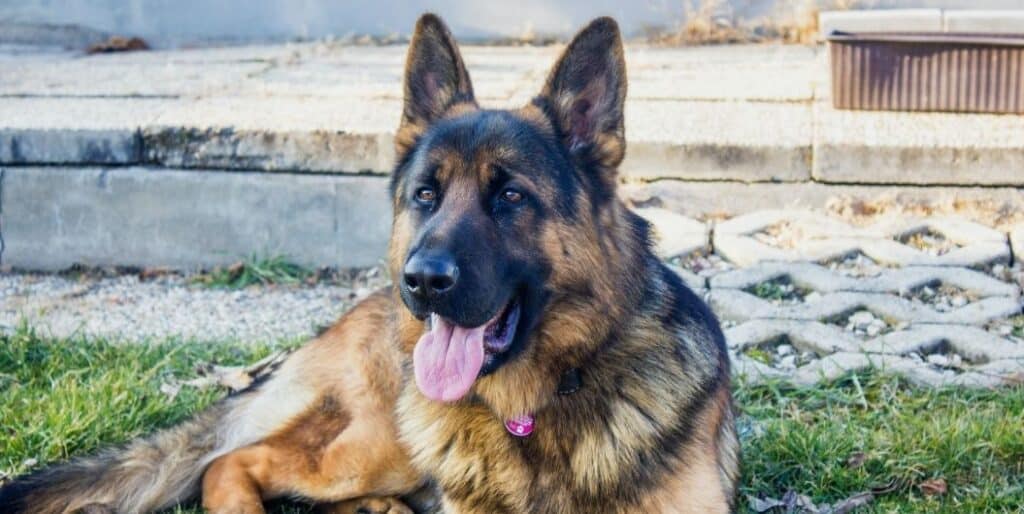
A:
859 324 1024 362
709 290 1020 326
668 265 707 294
1011 226 1024 265
792 352 1024 389
635 207 709 260
710 263 1019 298
725 319 861 355
714 210 1009 267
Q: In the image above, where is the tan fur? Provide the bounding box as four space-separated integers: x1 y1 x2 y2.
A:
201 292 422 514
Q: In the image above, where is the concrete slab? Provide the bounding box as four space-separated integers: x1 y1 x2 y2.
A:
246 45 547 102
625 45 823 102
619 180 1024 222
622 100 812 182
943 10 1024 34
0 52 267 98
813 103 1024 185
0 167 391 270
0 97 171 164
818 9 943 38
144 96 399 173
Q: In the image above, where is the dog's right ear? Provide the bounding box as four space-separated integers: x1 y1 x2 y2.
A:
396 14 476 158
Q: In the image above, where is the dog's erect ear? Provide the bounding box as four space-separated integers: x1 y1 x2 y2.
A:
536 17 626 170
397 14 476 157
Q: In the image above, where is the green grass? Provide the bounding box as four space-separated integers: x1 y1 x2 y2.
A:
2 327 1022 513
191 256 312 289
1010 315 1024 339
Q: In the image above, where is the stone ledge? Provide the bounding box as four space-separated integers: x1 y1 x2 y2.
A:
0 167 391 270
812 105 1024 186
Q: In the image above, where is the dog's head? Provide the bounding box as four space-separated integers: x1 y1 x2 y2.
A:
389 14 646 416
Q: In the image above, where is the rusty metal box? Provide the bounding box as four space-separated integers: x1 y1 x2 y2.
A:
828 31 1024 114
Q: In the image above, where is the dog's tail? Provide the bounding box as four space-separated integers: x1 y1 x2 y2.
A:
0 349 294 514
0 397 243 514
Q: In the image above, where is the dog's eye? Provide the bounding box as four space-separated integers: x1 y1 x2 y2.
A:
500 188 524 204
415 187 436 205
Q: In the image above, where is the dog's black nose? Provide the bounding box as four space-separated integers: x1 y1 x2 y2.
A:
403 251 459 298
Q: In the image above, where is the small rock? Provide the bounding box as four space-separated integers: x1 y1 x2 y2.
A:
776 344 795 356
778 355 797 370
950 354 963 367
804 291 822 303
927 354 950 367
950 295 968 308
865 323 883 337
849 310 876 330
997 325 1013 336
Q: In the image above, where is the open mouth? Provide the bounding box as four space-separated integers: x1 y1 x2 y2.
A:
482 299 521 360
412 296 523 403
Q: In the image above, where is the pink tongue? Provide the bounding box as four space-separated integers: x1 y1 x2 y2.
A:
413 315 486 402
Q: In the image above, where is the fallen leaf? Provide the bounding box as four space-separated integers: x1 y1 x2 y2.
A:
139 267 174 281
748 495 786 512
919 478 948 497
159 381 182 400
184 351 291 393
87 36 149 54
827 491 874 514
846 451 867 469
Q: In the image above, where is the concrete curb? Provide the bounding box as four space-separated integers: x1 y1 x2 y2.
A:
0 167 391 270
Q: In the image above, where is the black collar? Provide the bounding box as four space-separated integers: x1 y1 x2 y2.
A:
557 368 582 395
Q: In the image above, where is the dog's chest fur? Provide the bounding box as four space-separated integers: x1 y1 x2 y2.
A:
396 334 722 514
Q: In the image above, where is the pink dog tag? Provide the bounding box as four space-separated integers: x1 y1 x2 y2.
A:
504 414 535 437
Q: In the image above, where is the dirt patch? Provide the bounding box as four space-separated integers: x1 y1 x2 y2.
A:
827 195 1024 231
745 276 811 305
672 250 734 277
897 229 961 257
824 252 885 278
828 309 897 338
744 335 818 370
903 282 977 312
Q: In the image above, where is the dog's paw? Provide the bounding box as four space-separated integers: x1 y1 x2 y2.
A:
323 496 413 514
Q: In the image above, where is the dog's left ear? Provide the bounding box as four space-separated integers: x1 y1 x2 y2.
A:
536 17 626 170
397 14 476 158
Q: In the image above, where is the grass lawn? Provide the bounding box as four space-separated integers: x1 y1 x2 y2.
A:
1 326 1022 513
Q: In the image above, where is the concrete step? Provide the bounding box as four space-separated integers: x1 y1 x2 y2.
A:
2 42 1022 185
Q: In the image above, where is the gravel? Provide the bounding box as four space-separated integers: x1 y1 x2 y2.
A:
0 272 388 343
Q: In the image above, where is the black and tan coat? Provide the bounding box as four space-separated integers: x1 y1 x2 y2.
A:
0 14 739 514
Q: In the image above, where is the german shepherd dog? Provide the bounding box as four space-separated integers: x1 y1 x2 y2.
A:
0 14 739 514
